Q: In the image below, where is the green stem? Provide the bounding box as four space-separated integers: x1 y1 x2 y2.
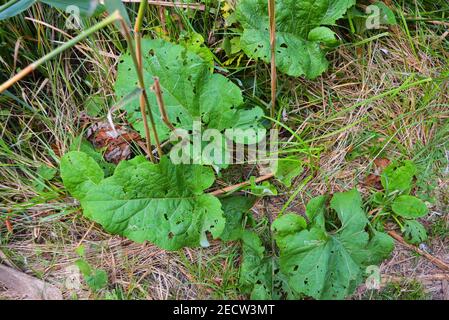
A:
392 214 404 230
118 18 163 158
268 0 276 120
134 0 146 33
0 11 120 94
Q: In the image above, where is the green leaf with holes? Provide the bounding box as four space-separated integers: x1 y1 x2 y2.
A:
239 231 273 300
235 0 355 78
60 151 225 251
220 196 256 242
273 189 393 299
115 39 263 142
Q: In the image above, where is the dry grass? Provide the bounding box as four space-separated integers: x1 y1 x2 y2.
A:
1 1 448 300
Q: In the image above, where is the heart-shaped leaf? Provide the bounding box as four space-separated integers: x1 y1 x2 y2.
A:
273 189 393 299
60 152 225 251
235 0 356 78
115 39 263 142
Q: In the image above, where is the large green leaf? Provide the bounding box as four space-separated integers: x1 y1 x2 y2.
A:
61 152 225 251
115 39 263 142
60 151 104 199
273 189 393 299
235 0 356 78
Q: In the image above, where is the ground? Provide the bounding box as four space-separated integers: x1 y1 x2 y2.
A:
0 0 448 300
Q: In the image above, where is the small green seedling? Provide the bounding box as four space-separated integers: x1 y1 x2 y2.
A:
370 160 429 244
74 245 108 292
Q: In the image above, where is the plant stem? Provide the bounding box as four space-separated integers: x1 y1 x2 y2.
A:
152 77 176 132
388 230 449 272
119 16 163 158
132 0 156 162
268 0 277 119
0 11 120 94
134 0 146 34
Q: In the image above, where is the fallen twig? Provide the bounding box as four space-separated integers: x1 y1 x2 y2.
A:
382 273 449 285
388 230 449 272
210 173 274 196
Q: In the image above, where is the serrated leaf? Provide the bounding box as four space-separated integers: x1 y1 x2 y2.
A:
115 39 263 143
381 160 417 194
235 0 355 78
75 259 92 276
85 269 108 291
403 220 427 244
60 151 104 199
273 189 393 299
392 195 429 219
63 154 225 251
220 196 256 242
